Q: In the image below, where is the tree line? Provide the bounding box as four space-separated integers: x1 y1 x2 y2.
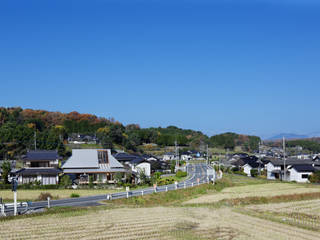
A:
0 107 261 159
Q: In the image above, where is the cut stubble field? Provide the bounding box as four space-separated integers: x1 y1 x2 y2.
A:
184 182 320 205
1 206 320 240
2 174 320 240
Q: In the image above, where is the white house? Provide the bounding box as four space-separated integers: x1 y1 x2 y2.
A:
163 152 176 161
288 165 315 183
243 162 261 177
266 161 282 180
266 159 316 182
131 161 151 177
181 153 192 161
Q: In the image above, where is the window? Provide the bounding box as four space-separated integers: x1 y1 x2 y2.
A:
98 150 108 164
301 174 309 179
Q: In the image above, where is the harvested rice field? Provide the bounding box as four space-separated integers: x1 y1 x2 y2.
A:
184 183 320 204
1 206 320 240
2 175 320 240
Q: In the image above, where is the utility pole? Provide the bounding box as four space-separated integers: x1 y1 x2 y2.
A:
258 142 261 176
175 140 179 168
206 144 209 165
34 131 37 151
283 137 286 181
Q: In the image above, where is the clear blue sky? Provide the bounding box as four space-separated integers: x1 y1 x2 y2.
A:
1 0 320 138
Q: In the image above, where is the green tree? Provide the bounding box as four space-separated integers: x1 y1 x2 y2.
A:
1 161 11 184
60 175 72 188
114 172 123 186
89 175 94 188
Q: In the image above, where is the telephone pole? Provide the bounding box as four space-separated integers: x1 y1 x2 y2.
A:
34 131 37 151
206 144 209 165
175 140 179 168
283 137 286 181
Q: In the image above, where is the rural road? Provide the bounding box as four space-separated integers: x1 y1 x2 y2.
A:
4 163 212 215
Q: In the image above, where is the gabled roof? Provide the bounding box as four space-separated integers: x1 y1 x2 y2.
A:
62 149 124 169
113 152 138 162
24 150 60 161
244 161 260 168
130 157 149 165
290 165 315 173
269 159 313 166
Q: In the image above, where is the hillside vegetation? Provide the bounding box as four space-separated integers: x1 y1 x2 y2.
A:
0 107 260 159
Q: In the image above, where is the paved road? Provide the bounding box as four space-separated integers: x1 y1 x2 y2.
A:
2 163 212 216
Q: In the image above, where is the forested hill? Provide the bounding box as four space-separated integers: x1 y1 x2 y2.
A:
0 107 260 158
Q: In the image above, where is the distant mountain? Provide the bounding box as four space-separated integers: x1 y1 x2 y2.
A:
308 132 320 138
268 133 309 141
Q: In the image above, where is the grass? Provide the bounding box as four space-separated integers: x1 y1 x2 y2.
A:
110 183 218 207
0 189 120 202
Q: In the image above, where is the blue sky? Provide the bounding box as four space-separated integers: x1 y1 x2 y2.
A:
1 0 320 138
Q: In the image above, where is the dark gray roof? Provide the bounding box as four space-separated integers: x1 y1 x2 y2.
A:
16 168 62 176
24 150 60 161
113 153 138 162
245 161 260 168
269 159 313 166
291 165 315 172
130 157 147 165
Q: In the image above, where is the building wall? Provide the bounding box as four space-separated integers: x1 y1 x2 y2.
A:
163 155 175 161
289 168 312 183
243 165 252 177
133 162 151 176
181 155 192 161
266 162 281 180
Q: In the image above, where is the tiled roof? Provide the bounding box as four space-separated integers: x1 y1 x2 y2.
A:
24 150 60 161
16 168 62 176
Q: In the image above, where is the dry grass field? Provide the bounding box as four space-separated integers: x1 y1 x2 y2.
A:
0 189 119 201
184 183 320 205
1 206 320 240
2 175 320 240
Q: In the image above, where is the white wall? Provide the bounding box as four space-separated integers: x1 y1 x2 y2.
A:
181 155 192 161
289 168 312 183
133 162 151 176
266 162 281 180
243 164 252 177
163 155 175 161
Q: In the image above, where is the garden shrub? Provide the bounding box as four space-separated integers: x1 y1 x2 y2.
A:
37 192 53 201
70 193 80 198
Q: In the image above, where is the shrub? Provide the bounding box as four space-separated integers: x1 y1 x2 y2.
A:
0 183 12 189
37 192 53 201
176 171 187 178
70 193 80 198
231 167 239 172
60 175 72 188
309 171 320 183
250 169 258 177
89 175 94 188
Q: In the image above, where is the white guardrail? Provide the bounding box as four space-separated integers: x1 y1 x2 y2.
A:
0 202 29 217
